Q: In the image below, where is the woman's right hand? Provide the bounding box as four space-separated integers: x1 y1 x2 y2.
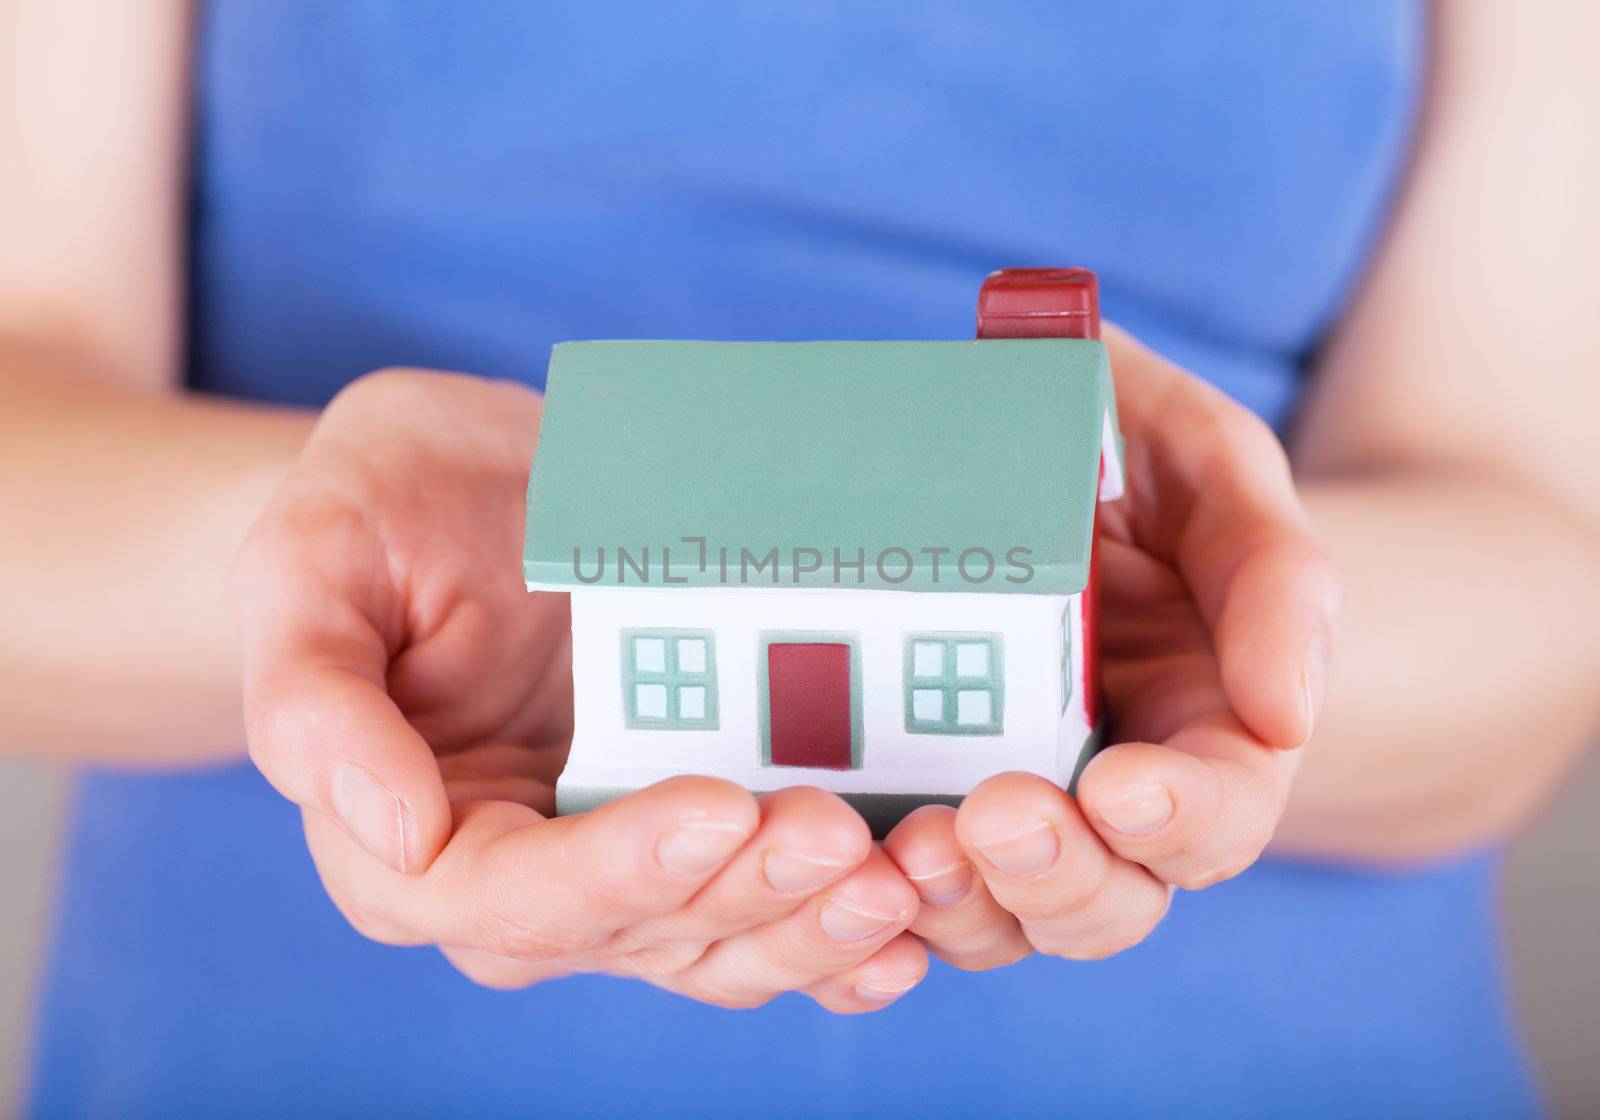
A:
234 369 926 1012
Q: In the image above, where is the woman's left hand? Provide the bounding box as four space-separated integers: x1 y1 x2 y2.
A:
882 324 1341 967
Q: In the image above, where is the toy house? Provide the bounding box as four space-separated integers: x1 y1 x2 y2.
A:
523 269 1124 834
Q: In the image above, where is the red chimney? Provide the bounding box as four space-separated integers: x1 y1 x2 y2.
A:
976 267 1101 341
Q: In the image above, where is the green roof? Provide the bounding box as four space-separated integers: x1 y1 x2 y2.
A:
523 339 1113 595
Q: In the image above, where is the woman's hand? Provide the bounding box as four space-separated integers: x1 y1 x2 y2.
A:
883 325 1341 967
235 370 925 1012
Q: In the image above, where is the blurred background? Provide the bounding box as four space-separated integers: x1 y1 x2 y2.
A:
3 749 1598 1117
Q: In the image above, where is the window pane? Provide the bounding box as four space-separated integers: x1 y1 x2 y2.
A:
911 688 944 722
635 683 669 719
954 642 990 678
676 638 707 674
956 689 993 726
634 638 667 673
678 685 706 720
912 641 945 679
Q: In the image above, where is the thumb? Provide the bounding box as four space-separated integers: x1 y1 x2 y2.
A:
240 591 452 875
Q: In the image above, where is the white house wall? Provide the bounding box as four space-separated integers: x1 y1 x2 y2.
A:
557 586 1090 797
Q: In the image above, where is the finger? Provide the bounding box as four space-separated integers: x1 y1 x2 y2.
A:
247 636 452 876
668 847 918 1010
1076 722 1301 890
438 944 570 991
237 503 454 874
883 805 1030 971
1105 324 1341 748
955 772 1171 960
307 776 760 958
803 933 930 1014
1211 528 1341 749
615 785 872 951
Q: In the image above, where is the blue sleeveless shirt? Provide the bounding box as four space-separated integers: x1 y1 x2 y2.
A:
28 3 1542 1116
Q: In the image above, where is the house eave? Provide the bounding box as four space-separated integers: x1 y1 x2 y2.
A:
525 565 1088 596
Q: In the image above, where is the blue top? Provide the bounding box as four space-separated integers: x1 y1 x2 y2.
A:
28 3 1542 1117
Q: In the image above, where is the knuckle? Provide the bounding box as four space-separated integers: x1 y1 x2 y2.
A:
1054 927 1152 962
936 941 1032 972
675 973 773 1012
470 903 591 962
556 831 657 922
744 926 827 979
337 903 425 948
1111 888 1174 950
610 940 710 979
1040 917 1162 962
1224 407 1289 472
315 863 423 948
449 955 535 992
1174 856 1255 892
1045 855 1115 917
601 925 653 958
457 969 529 993
580 872 652 921
242 690 303 774
1171 833 1263 889
776 786 874 847
1035 879 1172 961
329 368 469 429
1279 535 1341 607
333 366 423 407
714 992 774 1011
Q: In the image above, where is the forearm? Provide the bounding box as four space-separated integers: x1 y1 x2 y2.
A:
1273 470 1600 863
0 336 313 764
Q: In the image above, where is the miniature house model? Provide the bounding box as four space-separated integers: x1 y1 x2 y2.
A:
523 269 1124 833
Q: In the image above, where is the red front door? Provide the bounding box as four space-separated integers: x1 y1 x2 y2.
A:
767 642 853 770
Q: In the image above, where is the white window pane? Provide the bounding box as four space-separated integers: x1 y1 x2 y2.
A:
677 638 707 673
678 686 707 720
955 642 990 678
912 641 944 678
634 637 667 673
635 683 668 719
956 689 993 726
912 689 944 722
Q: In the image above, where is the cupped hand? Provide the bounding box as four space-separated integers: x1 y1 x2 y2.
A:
235 370 925 1012
884 324 1341 967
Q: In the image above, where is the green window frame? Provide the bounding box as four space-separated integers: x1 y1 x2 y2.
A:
903 632 1004 735
1060 604 1073 715
621 629 719 730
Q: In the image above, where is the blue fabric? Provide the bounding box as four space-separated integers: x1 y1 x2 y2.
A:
29 2 1541 1117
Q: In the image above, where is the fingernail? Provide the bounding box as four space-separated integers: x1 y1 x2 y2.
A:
764 848 853 894
905 860 972 906
855 977 917 1003
974 821 1059 876
1095 784 1174 837
657 819 750 876
330 763 410 873
819 896 900 943
1302 632 1329 745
